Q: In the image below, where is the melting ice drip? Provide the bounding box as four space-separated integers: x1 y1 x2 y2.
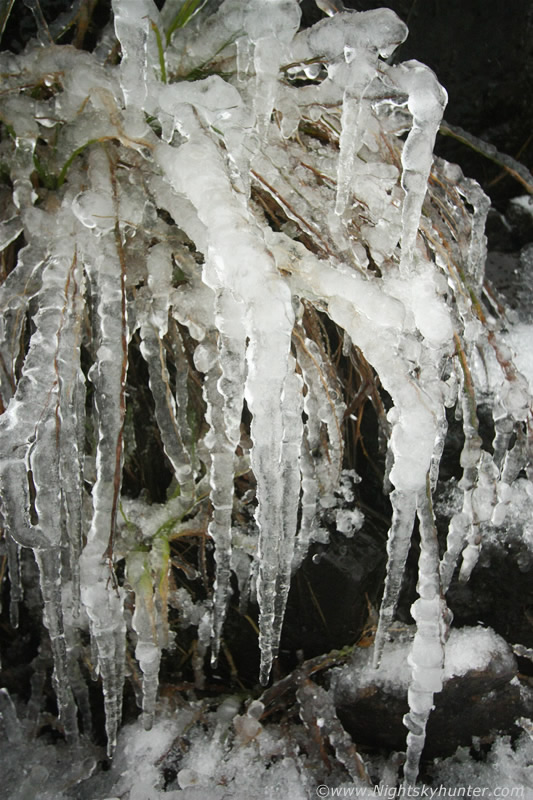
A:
0 0 530 786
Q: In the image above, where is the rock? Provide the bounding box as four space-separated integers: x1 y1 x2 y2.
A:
331 626 533 758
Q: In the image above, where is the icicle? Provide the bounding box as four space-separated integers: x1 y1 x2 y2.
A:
492 370 530 469
22 0 53 45
293 327 345 507
193 332 240 662
112 0 162 111
243 0 301 139
439 512 469 594
55 250 86 620
458 451 498 582
138 243 195 499
167 320 197 472
403 477 449 786
457 177 490 291
293 445 320 570
0 688 23 743
334 11 408 216
34 547 79 744
292 324 344 568
0 238 46 408
4 533 22 629
210 290 247 659
78 148 129 757
372 489 417 668
283 249 445 668
0 208 84 743
501 425 528 485
429 405 448 492
315 0 346 15
268 357 304 668
126 547 168 730
391 61 447 273
155 128 296 684
290 9 407 217
13 138 38 210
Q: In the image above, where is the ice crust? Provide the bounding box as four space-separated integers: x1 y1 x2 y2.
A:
0 0 531 791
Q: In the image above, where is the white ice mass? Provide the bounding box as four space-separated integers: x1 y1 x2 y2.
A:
0 0 531 795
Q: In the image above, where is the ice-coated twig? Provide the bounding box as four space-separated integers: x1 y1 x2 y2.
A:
439 120 533 195
297 678 371 784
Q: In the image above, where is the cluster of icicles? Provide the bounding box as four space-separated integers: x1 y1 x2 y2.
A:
0 0 531 786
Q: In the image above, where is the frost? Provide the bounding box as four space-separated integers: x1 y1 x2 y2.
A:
0 0 531 790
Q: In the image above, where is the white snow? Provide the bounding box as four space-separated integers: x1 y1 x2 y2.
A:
443 626 514 680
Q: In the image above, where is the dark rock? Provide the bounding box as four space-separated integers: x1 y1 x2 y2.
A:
332 626 532 759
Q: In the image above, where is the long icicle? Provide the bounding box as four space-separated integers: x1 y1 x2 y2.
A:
78 148 129 757
403 475 450 785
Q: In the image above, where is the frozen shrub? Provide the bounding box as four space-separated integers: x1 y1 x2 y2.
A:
0 0 531 787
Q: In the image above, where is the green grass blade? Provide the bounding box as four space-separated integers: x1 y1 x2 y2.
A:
151 20 167 83
165 0 208 46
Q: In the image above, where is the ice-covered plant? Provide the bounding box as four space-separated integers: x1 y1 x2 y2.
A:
0 0 531 787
